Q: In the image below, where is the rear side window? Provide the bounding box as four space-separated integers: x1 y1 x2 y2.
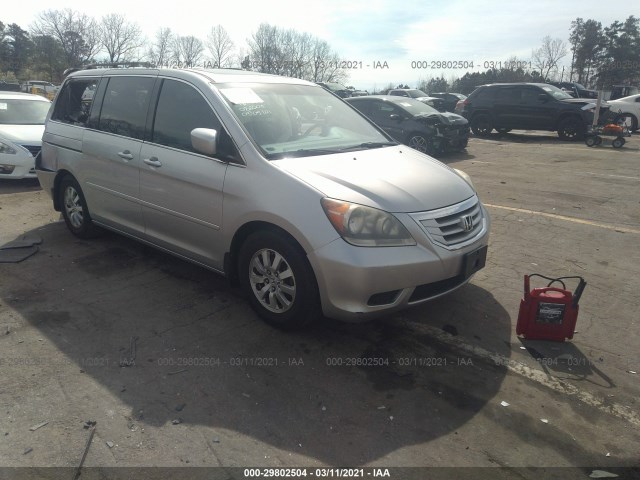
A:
152 79 238 160
98 76 154 140
51 78 99 126
473 87 498 102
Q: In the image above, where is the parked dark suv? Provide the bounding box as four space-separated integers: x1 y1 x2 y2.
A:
458 83 601 140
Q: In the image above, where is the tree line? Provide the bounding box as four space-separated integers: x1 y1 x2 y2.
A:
0 9 348 84
1 9 638 94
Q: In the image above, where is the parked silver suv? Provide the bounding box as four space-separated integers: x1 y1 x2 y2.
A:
37 67 490 329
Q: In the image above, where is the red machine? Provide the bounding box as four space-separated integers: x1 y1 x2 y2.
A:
516 274 587 341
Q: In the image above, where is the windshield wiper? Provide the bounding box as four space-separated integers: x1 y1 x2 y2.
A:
267 142 398 159
352 141 399 149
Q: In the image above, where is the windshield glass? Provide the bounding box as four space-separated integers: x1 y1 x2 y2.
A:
0 99 50 125
406 89 428 98
573 83 586 90
540 85 573 100
390 98 439 115
217 83 391 159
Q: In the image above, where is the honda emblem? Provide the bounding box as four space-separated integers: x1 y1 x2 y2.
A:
459 215 474 232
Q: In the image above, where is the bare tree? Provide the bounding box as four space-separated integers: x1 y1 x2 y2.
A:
100 14 144 63
172 35 204 66
146 27 173 66
247 23 349 83
31 9 100 67
532 36 568 81
206 25 234 68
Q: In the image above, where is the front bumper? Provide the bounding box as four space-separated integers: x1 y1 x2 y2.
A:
0 154 37 179
437 125 470 150
308 203 490 321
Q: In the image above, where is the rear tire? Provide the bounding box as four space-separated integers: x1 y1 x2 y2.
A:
470 114 492 136
238 230 321 330
58 175 101 239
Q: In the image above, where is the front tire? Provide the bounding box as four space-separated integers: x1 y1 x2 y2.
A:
619 113 638 132
58 175 101 238
406 133 429 153
557 117 583 140
238 230 321 330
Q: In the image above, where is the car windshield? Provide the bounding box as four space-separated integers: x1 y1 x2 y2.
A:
217 83 392 159
573 83 586 90
540 85 573 100
389 98 439 115
405 89 428 98
0 99 50 125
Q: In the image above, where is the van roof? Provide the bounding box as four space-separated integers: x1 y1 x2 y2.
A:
67 67 314 86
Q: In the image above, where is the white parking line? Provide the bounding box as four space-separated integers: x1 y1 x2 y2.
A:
485 204 640 235
579 171 640 181
410 323 640 428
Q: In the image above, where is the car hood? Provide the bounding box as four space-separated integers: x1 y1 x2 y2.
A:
272 146 474 212
560 98 608 107
416 111 468 125
0 125 45 145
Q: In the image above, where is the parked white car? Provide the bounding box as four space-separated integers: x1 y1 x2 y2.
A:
0 92 51 179
607 94 640 132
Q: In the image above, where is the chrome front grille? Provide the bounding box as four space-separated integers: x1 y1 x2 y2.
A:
410 196 485 249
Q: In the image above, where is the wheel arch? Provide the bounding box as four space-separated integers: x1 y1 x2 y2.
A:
554 113 582 130
225 221 312 287
52 169 76 212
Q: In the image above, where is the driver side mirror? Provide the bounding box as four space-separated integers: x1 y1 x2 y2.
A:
191 128 217 156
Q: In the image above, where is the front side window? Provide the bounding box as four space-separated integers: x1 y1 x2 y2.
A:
51 78 98 126
218 83 392 160
152 79 237 160
98 76 154 140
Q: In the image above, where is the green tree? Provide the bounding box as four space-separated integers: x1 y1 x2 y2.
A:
4 23 33 77
30 35 66 82
569 18 605 86
596 16 640 87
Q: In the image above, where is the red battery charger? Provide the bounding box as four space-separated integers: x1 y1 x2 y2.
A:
516 274 587 341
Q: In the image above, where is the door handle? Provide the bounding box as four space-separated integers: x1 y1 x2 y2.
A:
143 157 162 167
117 150 134 161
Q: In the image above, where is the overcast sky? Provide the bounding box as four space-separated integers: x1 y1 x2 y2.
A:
4 0 638 90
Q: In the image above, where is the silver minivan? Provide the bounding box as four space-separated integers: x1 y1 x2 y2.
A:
37 67 490 329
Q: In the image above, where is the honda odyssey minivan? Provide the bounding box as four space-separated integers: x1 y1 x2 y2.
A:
37 67 490 329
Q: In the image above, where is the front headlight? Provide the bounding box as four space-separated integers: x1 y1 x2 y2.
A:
321 198 416 247
0 141 17 155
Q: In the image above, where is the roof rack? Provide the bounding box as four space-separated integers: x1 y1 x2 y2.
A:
63 62 155 78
